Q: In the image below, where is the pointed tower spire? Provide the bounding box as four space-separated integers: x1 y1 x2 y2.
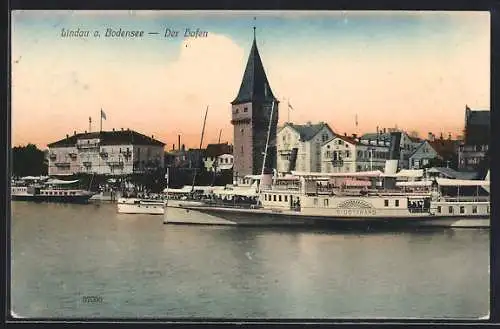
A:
231 20 277 105
253 16 256 40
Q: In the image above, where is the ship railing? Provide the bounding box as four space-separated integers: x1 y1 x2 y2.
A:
439 196 490 203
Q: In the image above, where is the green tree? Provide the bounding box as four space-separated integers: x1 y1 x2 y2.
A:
12 144 48 177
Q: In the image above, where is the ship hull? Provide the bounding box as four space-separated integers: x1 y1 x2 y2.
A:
11 194 93 204
164 205 490 228
117 203 165 215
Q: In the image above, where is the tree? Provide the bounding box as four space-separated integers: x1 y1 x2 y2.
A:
12 144 48 177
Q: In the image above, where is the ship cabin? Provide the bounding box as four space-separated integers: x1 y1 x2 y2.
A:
259 171 433 215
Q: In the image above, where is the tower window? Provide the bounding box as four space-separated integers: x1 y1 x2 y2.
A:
244 107 248 112
235 109 239 114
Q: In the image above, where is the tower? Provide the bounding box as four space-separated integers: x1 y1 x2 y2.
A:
231 26 279 181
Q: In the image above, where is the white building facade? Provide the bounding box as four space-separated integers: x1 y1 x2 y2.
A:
47 129 165 176
276 122 335 173
321 135 389 173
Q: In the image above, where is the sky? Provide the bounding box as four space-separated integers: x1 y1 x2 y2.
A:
11 10 490 150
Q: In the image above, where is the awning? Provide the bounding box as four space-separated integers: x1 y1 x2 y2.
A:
395 169 424 178
46 179 80 185
396 181 433 187
291 170 383 178
436 178 489 187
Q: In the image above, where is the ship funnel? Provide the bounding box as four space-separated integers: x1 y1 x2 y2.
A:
384 132 401 174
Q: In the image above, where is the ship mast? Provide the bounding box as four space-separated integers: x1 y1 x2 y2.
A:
258 101 275 193
191 105 209 193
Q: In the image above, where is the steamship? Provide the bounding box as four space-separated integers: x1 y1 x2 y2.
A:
163 133 490 228
11 176 94 203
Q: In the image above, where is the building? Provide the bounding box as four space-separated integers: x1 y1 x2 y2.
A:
321 135 389 173
458 106 490 171
203 143 233 172
231 29 279 180
276 122 335 173
408 137 458 169
47 129 165 176
359 130 420 169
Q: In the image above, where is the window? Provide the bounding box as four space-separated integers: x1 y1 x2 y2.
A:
244 107 248 112
324 199 329 207
384 200 389 207
460 206 465 214
279 195 282 202
273 195 277 201
235 109 239 114
346 150 350 158
449 206 453 214
284 195 288 202
395 200 400 207
314 198 318 206
487 206 490 214
437 206 441 213
264 194 267 201
472 206 477 214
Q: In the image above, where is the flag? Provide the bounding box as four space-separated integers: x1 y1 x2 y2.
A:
101 109 107 120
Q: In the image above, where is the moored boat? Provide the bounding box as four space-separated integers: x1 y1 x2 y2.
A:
117 197 166 215
11 176 94 204
165 171 490 228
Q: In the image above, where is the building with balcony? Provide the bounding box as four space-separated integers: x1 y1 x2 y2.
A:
321 135 389 173
47 129 165 176
276 122 335 173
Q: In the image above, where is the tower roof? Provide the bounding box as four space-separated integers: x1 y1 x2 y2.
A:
231 36 278 105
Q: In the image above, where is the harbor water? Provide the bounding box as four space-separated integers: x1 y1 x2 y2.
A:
11 202 489 319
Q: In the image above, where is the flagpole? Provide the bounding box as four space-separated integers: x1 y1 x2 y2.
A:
100 108 102 132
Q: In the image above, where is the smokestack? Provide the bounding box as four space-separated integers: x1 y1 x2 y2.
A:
178 135 181 151
172 144 175 151
388 132 402 160
182 144 185 151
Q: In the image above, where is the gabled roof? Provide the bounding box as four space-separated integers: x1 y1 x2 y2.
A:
205 143 233 158
282 122 334 142
428 139 458 158
324 134 360 146
231 37 278 105
47 130 165 148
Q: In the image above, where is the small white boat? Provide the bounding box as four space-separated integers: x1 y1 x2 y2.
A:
117 198 165 215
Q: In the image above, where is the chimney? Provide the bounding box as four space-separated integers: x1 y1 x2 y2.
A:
84 130 87 133
178 135 181 151
172 144 175 151
112 128 115 132
428 132 433 141
66 134 69 138
344 132 347 136
152 135 154 139
376 126 379 135
121 128 124 131
440 132 443 140
182 144 185 151
307 121 312 126
73 131 76 135
351 134 357 139
448 133 451 140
